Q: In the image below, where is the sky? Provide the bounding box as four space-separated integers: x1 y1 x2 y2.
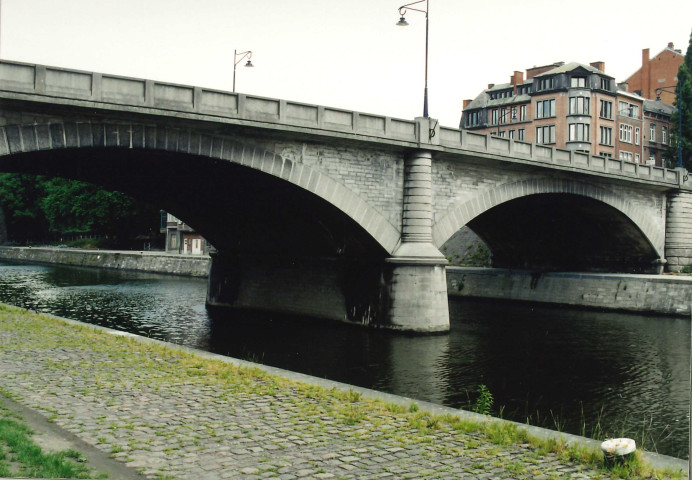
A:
0 0 690 128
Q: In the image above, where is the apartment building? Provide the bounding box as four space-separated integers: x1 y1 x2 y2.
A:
460 61 671 165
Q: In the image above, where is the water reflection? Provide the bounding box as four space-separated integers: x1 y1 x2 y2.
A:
0 260 688 458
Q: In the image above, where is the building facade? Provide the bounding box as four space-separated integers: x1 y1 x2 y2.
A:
160 212 211 255
461 61 673 166
624 43 684 104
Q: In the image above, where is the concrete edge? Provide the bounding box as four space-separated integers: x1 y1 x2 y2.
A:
0 393 145 479
7 303 688 474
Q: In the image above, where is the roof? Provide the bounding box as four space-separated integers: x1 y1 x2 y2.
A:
532 62 614 78
643 99 675 116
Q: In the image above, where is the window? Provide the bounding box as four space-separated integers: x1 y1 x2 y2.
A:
500 108 507 123
635 127 640 145
619 101 639 118
648 154 656 165
510 107 517 121
508 130 515 139
570 77 586 88
619 124 632 143
519 105 527 121
600 100 613 119
649 123 656 142
170 234 178 249
518 128 525 141
600 78 611 90
635 154 640 163
491 109 498 125
536 125 555 144
569 97 590 115
536 99 556 118
600 126 613 145
466 111 480 127
600 151 613 158
536 77 554 90
662 127 668 144
569 123 590 142
619 151 633 162
497 131 506 138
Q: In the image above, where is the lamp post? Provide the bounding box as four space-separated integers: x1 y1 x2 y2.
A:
396 0 430 118
496 106 517 136
656 86 683 169
233 49 254 93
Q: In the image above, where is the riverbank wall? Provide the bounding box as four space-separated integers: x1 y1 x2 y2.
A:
0 246 210 277
2 247 691 316
448 267 692 316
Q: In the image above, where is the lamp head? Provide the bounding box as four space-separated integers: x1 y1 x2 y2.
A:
396 16 409 26
245 60 254 68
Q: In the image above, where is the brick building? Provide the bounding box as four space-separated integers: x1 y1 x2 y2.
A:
624 43 684 104
460 60 673 166
160 212 211 255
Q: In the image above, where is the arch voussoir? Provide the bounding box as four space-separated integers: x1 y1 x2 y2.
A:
0 120 401 256
432 178 663 257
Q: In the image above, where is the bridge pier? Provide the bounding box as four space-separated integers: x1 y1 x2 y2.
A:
385 149 450 333
666 189 692 272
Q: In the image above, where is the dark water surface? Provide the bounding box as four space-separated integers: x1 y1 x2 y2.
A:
0 260 689 458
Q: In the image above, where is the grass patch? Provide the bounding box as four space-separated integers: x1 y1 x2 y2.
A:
0 405 92 478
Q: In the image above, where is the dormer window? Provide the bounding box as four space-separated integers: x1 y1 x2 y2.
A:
570 77 586 88
536 77 554 91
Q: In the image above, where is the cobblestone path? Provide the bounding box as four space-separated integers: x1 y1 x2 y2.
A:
0 306 666 479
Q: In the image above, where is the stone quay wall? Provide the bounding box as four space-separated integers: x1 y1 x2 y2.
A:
447 267 692 316
0 246 210 277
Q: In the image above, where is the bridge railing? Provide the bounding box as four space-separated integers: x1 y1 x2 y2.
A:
439 127 684 187
0 59 685 188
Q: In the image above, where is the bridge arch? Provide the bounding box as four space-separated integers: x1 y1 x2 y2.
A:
432 178 664 272
0 121 400 254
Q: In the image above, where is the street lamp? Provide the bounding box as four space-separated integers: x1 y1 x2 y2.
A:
495 106 517 136
233 49 254 93
396 0 430 118
656 86 683 169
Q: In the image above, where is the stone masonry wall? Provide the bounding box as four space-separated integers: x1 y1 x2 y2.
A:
447 267 692 316
666 191 692 272
0 247 210 277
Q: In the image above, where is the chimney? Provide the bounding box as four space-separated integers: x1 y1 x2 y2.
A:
618 81 629 92
487 83 495 89
590 61 605 72
642 48 650 99
463 99 471 110
510 70 524 94
668 42 674 49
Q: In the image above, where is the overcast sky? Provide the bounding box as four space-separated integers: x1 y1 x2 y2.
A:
1 0 690 127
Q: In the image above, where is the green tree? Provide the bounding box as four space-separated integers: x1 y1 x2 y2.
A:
0 173 49 241
666 31 692 170
0 173 161 247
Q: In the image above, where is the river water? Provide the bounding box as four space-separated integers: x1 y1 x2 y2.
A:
0 260 689 459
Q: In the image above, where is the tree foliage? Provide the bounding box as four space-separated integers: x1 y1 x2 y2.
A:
0 173 160 247
666 31 692 170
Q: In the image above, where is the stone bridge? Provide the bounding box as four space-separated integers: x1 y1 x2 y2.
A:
1 60 690 332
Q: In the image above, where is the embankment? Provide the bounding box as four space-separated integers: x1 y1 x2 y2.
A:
448 267 692 316
0 246 210 277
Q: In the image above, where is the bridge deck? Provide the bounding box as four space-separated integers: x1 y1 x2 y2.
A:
0 59 684 189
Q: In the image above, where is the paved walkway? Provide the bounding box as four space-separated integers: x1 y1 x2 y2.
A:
0 306 683 479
